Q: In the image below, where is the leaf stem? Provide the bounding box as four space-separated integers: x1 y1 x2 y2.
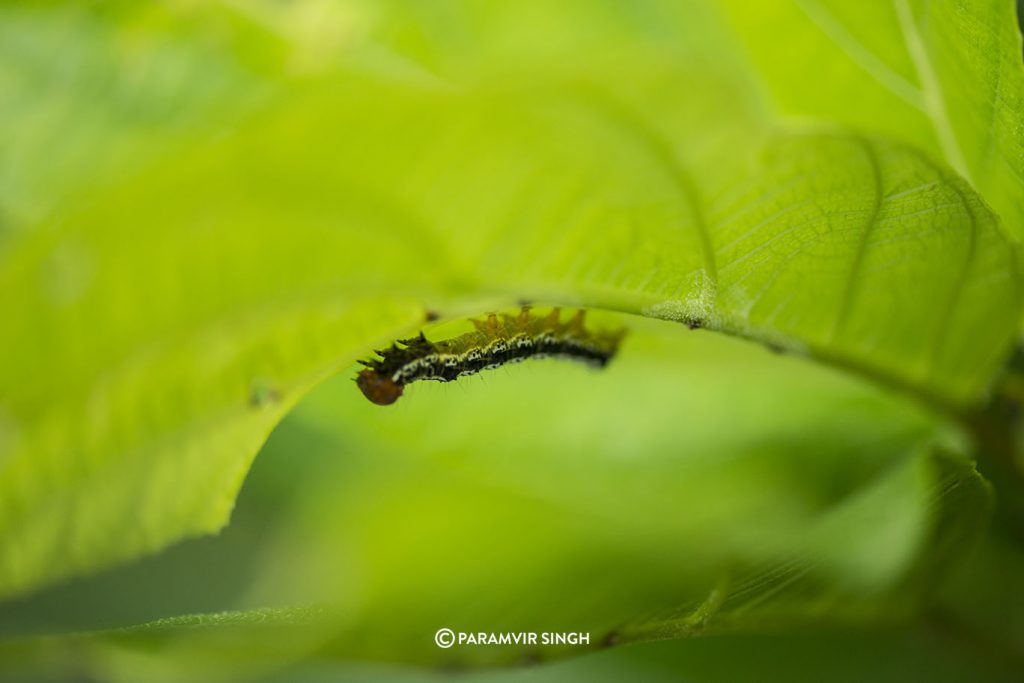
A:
961 347 1024 538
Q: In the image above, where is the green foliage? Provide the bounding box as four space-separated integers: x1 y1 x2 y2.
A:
721 0 1024 243
1 1 1023 681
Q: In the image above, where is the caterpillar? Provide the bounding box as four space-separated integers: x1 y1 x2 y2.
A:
355 307 626 405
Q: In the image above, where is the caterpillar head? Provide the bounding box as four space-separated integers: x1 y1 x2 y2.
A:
356 368 404 405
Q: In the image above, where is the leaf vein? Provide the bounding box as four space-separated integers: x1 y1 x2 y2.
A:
925 177 978 382
894 0 972 183
796 0 925 110
830 137 884 342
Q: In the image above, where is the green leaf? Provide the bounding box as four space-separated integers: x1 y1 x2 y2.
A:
718 0 1024 244
0 1 1019 667
0 3 271 230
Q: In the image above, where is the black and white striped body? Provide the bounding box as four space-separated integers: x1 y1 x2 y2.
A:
390 333 612 384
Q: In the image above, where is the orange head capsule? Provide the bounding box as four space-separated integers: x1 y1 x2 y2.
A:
356 369 404 405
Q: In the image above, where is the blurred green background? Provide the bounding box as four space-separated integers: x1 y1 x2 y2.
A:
2 1 1024 681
